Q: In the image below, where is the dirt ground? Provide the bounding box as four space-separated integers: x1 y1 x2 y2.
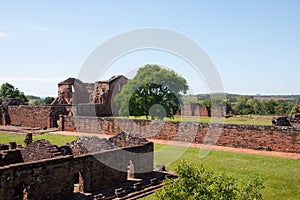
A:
148 139 300 160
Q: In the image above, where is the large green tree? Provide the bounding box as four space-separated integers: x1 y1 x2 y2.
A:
115 64 189 119
0 82 28 103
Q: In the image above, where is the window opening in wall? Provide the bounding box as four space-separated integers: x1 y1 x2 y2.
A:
72 85 75 93
73 172 80 192
13 184 28 200
127 160 135 179
74 172 85 193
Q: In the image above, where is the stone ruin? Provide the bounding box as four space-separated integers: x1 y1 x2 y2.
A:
68 136 115 156
109 131 148 148
290 113 300 124
0 75 128 129
52 75 128 117
0 133 70 166
272 116 292 126
180 103 227 117
0 98 24 125
0 131 154 200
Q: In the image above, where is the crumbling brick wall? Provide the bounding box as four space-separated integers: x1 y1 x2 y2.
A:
74 104 112 117
6 105 69 128
52 78 92 105
52 76 128 117
181 103 209 117
180 104 225 117
62 116 300 153
7 105 52 127
0 150 24 166
0 98 24 125
0 141 154 200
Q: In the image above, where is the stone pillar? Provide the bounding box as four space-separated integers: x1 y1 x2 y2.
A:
59 115 64 131
0 107 3 125
9 142 17 150
24 133 33 146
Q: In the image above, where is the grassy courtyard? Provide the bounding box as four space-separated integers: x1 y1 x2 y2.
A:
0 133 77 146
144 144 300 200
126 115 274 126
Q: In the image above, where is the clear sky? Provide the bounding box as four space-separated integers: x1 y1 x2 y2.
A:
0 0 299 97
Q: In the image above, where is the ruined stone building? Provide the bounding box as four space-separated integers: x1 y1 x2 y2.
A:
0 98 70 128
0 75 128 129
180 103 226 117
52 75 128 116
0 132 153 200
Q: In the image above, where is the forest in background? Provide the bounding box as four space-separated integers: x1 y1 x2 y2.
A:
183 94 300 115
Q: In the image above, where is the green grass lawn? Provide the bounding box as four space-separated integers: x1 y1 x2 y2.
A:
141 144 300 200
123 115 274 126
0 133 77 146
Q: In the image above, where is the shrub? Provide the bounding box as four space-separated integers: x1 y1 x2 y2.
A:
156 162 264 200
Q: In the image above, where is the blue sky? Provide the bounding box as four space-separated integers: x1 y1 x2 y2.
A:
0 0 299 97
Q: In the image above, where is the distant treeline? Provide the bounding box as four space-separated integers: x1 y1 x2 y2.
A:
26 95 55 105
183 93 300 115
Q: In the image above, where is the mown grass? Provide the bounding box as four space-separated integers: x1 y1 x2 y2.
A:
141 144 300 200
0 133 77 146
125 115 274 126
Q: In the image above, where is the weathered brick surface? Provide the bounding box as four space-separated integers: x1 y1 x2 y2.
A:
181 103 209 117
68 137 115 156
7 105 52 127
6 105 69 128
0 98 24 125
52 76 128 117
0 150 24 166
0 142 154 200
63 116 300 153
21 140 64 162
109 131 148 147
180 104 226 117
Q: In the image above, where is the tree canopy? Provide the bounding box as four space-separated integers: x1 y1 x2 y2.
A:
114 64 189 119
28 96 55 105
193 94 300 116
0 82 28 103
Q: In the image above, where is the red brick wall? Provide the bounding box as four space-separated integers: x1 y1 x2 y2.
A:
7 106 52 127
0 142 153 200
181 104 210 117
63 116 300 153
7 105 69 128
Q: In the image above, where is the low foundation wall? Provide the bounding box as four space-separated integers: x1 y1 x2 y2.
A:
6 105 69 128
62 116 300 153
7 106 52 127
0 142 153 200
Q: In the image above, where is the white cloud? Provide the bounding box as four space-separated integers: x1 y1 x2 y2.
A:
0 31 7 37
23 23 56 35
